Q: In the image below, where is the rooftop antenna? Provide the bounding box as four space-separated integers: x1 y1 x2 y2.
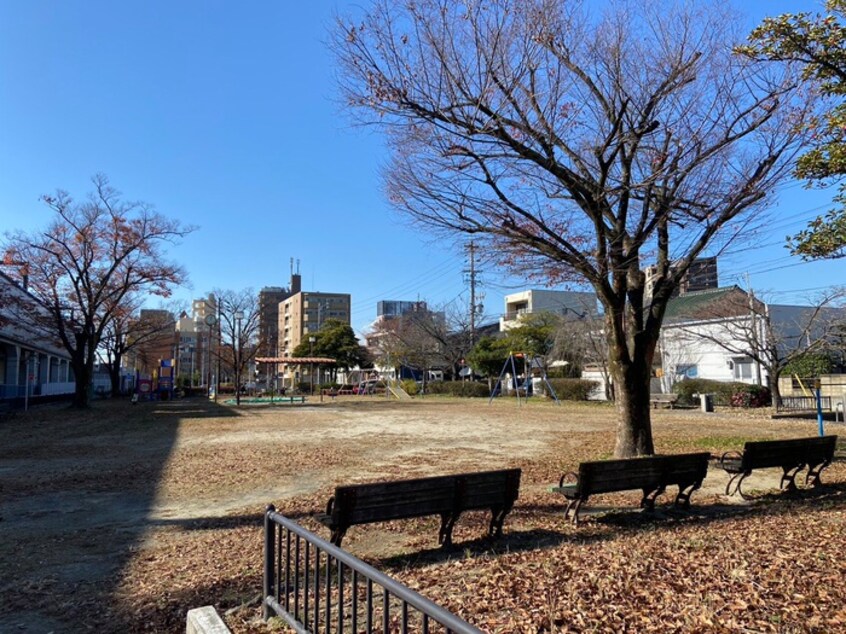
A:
290 257 293 277
297 258 301 275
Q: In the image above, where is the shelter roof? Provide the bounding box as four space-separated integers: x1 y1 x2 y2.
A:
255 356 337 365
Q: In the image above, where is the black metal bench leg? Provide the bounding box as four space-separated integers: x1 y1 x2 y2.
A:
725 471 751 499
330 526 347 547
640 485 665 511
566 499 584 525
805 459 831 487
488 506 510 538
674 481 700 509
438 512 458 547
725 471 744 497
780 464 805 492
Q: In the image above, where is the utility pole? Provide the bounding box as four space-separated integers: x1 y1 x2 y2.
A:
745 272 763 386
464 242 479 345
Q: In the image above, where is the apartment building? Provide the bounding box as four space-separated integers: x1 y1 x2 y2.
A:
278 291 351 357
258 274 301 358
499 289 598 331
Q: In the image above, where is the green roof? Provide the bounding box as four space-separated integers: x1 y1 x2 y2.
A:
663 286 749 322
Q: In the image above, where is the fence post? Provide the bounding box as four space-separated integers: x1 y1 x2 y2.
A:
263 504 276 620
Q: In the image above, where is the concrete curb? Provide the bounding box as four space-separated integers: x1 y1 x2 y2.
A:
186 606 232 634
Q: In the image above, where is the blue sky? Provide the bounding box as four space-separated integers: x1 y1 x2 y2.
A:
1 0 843 336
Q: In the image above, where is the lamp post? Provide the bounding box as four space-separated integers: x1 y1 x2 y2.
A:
309 335 316 396
235 310 244 405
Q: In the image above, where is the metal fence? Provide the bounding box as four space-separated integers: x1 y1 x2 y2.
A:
263 506 483 634
780 396 832 411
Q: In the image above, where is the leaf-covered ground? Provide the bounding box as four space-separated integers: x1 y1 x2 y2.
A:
0 397 844 633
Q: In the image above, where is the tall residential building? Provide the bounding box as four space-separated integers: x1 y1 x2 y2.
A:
678 256 718 295
278 291 351 358
644 257 719 301
258 274 301 357
376 300 428 320
192 293 217 322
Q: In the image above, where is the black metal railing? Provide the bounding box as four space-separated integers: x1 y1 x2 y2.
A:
780 396 832 411
263 506 483 634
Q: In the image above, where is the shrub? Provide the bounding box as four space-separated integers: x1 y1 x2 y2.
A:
546 378 598 401
730 384 772 408
672 379 736 406
425 381 490 397
672 379 772 407
400 379 419 396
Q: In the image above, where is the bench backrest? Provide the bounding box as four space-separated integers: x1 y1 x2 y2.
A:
578 456 666 495
743 436 837 470
663 452 711 484
331 468 521 527
652 394 677 401
578 453 710 496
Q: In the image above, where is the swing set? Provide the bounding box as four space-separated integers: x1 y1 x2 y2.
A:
489 352 560 406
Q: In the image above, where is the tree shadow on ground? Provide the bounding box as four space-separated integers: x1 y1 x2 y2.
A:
0 398 238 633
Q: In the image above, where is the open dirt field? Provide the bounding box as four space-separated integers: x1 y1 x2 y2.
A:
1 396 845 633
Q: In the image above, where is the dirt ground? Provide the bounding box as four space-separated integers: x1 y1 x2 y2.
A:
1 396 844 633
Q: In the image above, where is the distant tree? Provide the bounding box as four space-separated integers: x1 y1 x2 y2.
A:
466 335 510 386
334 0 813 456
740 1 846 258
782 351 836 378
2 175 192 408
214 288 260 405
292 318 371 380
503 312 560 360
367 309 450 389
99 300 179 395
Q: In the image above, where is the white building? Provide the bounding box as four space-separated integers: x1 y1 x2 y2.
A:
659 286 843 392
0 271 74 404
499 289 598 331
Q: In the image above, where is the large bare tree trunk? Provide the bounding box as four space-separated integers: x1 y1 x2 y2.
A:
70 359 91 409
612 358 655 457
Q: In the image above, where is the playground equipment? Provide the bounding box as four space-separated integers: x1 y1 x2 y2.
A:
489 353 560 406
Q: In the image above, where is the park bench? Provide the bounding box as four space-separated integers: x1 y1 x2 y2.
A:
719 435 838 499
271 396 306 404
650 393 678 409
315 468 521 547
550 452 711 525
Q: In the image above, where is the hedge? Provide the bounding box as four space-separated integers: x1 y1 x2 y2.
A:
671 378 772 408
546 378 598 401
424 381 490 397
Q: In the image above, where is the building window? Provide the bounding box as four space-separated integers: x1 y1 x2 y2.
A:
676 364 698 378
732 357 754 380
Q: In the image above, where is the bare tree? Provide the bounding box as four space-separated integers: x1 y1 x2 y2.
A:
213 288 260 405
2 175 192 408
367 307 451 389
99 300 183 396
334 0 814 455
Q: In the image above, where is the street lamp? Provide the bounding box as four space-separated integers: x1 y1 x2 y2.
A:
309 335 316 396
235 310 244 405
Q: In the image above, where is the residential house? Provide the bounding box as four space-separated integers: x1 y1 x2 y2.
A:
659 286 843 394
